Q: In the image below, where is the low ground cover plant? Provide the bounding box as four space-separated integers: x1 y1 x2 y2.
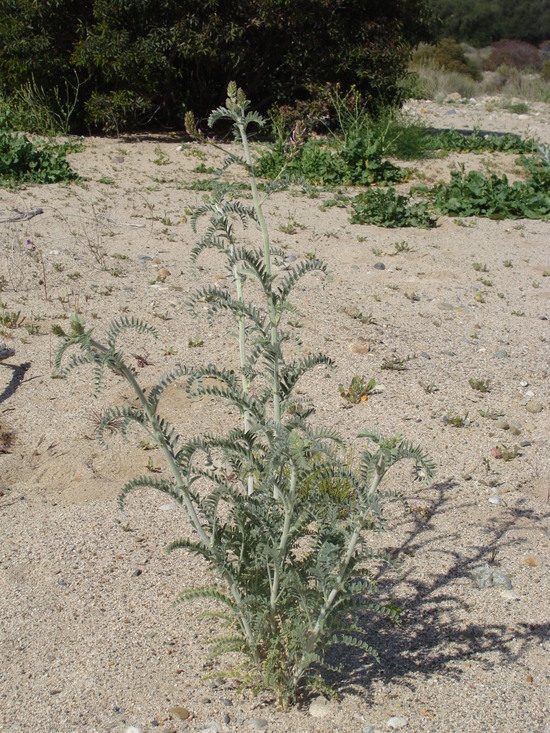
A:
350 188 437 228
55 84 434 708
256 136 405 187
421 165 550 219
0 131 79 186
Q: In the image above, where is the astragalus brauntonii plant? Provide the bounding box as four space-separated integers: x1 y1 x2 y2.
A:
55 83 434 709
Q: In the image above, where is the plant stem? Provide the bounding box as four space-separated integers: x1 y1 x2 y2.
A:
237 121 281 427
271 465 297 609
231 244 254 496
292 466 384 688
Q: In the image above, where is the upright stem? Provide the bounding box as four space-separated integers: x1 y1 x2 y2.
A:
231 244 254 496
237 122 281 428
291 466 384 688
270 465 296 609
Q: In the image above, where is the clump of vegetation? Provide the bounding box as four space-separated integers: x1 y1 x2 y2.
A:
350 188 437 228
413 39 482 80
469 378 490 393
339 376 376 404
55 84 434 708
421 165 550 220
444 412 469 428
0 132 79 186
484 40 543 72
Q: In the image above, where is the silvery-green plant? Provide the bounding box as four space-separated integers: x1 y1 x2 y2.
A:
55 82 434 709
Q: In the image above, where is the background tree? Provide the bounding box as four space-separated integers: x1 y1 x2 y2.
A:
1 0 435 133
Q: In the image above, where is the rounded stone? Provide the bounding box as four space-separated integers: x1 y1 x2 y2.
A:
387 716 408 729
246 718 268 730
169 706 190 720
309 697 330 718
525 400 543 414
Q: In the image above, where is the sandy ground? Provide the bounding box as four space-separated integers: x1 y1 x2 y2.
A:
0 96 549 733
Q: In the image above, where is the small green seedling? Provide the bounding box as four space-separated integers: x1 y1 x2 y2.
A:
1 309 24 329
491 445 518 461
339 376 376 404
188 337 204 347
469 378 490 393
473 262 488 272
444 412 469 427
503 260 513 268
381 354 414 371
394 240 412 253
478 408 505 419
409 500 432 519
419 380 438 394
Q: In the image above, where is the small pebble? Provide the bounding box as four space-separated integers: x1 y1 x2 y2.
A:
525 400 543 414
132 568 142 577
437 302 455 311
387 716 408 729
246 718 268 730
222 699 233 707
169 706 190 720
224 714 230 724
488 496 504 506
420 351 431 360
519 380 529 387
493 349 509 359
494 420 509 430
160 503 177 511
349 339 371 354
471 565 512 590
520 440 531 447
309 697 330 718
373 262 386 270
198 724 218 733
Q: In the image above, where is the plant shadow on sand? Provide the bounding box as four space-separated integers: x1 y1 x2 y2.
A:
322 479 550 699
0 360 31 405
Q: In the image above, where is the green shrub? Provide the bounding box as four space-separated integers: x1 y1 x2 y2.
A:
55 84 434 707
1 0 435 133
413 39 482 80
0 132 79 185
256 137 405 187
424 166 550 220
350 188 437 228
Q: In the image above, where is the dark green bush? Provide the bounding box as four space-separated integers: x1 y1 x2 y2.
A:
432 0 550 46
0 0 435 133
